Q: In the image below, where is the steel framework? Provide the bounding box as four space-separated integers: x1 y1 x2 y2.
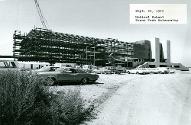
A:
13 28 134 66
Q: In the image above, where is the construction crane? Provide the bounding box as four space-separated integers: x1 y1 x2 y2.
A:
34 0 49 29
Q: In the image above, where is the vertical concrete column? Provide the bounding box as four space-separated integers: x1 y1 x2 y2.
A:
155 38 160 67
167 40 171 65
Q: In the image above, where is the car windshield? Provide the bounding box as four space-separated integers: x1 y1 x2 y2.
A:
74 69 86 73
56 68 71 72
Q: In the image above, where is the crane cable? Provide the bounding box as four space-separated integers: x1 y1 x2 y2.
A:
34 0 48 29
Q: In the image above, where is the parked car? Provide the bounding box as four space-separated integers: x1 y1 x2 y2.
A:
146 68 161 74
157 67 170 74
127 67 175 75
169 68 175 74
114 66 126 74
92 69 103 74
126 68 150 75
147 67 175 74
37 67 99 85
126 69 134 74
92 67 112 74
105 66 116 74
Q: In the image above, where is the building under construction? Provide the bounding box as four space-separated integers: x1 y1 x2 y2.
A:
13 28 152 67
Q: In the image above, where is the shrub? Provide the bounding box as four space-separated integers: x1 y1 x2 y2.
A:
51 89 96 125
0 70 53 125
0 70 96 125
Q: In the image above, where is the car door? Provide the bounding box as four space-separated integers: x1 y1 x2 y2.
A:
57 69 75 82
68 69 78 82
73 69 88 82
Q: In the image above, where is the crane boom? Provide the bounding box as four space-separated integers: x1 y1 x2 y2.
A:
34 0 48 29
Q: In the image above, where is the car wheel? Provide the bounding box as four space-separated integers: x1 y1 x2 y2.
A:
81 78 89 84
46 77 55 86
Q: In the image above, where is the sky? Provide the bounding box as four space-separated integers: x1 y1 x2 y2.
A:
0 0 191 66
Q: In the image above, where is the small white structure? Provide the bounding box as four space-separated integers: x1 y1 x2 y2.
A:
54 63 77 68
17 61 50 70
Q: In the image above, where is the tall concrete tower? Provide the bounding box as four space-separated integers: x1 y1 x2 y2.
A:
167 40 171 65
155 38 160 67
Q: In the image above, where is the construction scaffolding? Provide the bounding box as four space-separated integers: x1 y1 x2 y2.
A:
13 28 134 66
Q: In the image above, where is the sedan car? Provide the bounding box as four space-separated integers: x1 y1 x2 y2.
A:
146 68 161 74
37 67 99 85
126 68 150 75
92 68 112 74
157 67 170 74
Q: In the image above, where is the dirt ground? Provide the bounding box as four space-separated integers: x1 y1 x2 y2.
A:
50 70 191 125
49 74 144 107
86 70 191 125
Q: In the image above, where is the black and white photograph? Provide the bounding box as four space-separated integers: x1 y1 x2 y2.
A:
0 0 191 125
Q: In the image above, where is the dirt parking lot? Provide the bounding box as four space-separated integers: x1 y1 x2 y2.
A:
49 74 144 106
50 70 191 125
